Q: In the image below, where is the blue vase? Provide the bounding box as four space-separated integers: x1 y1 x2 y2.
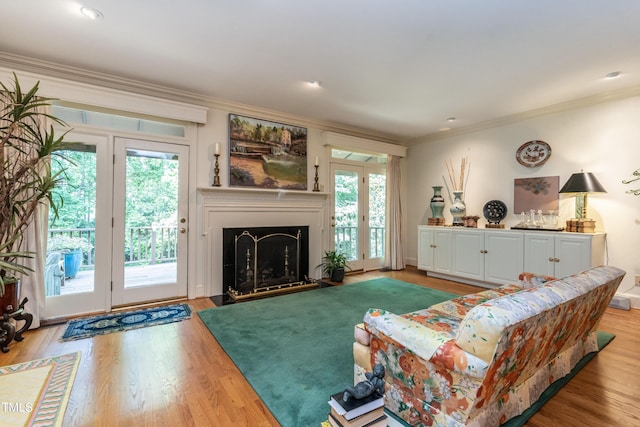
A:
64 250 83 279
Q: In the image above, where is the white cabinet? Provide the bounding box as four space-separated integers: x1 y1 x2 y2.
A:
484 231 524 285
417 226 452 274
451 229 523 285
524 232 605 278
452 229 485 281
418 226 604 287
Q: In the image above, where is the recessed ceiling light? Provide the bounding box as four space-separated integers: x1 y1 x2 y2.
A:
81 7 103 20
446 117 456 122
605 71 621 79
308 80 321 88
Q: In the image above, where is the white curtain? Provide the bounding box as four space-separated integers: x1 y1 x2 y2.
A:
19 206 47 328
385 155 405 270
16 101 52 329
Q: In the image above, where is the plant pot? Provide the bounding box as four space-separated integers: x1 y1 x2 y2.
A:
64 250 83 279
0 279 20 314
330 267 346 282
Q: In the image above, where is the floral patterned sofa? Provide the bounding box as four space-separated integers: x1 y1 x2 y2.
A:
352 266 625 426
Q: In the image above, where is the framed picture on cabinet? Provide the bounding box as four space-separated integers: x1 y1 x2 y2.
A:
228 114 308 190
514 176 559 214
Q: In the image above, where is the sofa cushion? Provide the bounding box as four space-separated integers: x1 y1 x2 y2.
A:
364 309 453 361
430 284 523 319
517 272 557 288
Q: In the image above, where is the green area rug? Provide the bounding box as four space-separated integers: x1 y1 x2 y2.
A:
197 280 615 427
198 278 455 427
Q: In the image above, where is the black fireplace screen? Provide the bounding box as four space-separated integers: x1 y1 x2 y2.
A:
223 226 309 297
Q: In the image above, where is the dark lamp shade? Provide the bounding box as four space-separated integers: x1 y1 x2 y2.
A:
559 172 607 194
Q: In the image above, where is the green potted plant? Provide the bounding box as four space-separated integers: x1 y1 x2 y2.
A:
317 249 351 282
0 73 70 311
47 235 91 279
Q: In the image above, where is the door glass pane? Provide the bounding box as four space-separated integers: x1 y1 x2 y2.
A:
334 170 359 261
47 145 96 296
368 172 386 259
124 149 178 287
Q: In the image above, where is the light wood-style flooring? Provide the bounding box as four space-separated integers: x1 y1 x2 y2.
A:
1 267 638 426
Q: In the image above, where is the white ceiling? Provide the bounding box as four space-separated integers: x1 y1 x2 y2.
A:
1 1 639 141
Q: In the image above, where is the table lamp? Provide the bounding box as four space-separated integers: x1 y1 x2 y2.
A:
559 171 606 232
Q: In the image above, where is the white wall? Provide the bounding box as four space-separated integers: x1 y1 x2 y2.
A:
406 95 640 296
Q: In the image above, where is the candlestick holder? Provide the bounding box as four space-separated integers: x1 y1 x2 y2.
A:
312 164 320 192
212 154 221 187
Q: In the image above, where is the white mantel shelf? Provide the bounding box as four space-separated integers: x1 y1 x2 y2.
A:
197 186 330 198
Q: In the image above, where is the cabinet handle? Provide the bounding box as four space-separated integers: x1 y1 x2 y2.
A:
548 257 555 262
480 249 488 254
554 258 560 262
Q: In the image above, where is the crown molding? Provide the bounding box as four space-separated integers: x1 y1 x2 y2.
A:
405 85 640 145
0 51 399 144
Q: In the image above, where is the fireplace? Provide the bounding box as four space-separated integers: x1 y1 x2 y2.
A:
223 226 316 300
198 187 327 300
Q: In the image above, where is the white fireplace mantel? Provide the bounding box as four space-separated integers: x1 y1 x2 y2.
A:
197 187 329 296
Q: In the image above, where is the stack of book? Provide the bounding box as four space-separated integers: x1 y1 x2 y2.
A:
427 217 445 226
325 390 386 427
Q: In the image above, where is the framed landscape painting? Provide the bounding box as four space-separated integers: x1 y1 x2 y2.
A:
228 114 308 190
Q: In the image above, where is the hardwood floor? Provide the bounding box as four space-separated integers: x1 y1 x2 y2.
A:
1 266 638 426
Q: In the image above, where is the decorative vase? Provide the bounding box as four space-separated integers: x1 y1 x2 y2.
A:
450 191 466 226
430 186 445 219
64 250 83 279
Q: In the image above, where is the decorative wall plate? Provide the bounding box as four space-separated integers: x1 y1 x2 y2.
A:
483 200 508 224
516 140 551 167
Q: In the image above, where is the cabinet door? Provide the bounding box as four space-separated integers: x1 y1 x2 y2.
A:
524 233 556 276
452 230 484 280
554 234 592 278
485 231 524 285
417 227 434 271
432 229 452 274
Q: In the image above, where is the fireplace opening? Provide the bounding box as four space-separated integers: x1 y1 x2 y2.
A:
222 226 315 301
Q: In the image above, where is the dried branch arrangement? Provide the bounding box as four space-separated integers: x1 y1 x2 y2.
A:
445 157 470 192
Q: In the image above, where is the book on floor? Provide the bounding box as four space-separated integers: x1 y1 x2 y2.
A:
329 405 385 427
327 411 387 427
327 390 384 421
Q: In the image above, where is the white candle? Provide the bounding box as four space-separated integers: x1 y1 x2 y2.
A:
215 143 220 155
314 156 318 166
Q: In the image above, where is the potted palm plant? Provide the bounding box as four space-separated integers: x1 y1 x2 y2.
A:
0 73 70 312
317 249 351 282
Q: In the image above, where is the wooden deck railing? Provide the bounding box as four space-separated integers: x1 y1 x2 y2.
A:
48 225 178 268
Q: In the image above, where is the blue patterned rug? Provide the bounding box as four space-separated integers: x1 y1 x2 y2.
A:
61 303 192 341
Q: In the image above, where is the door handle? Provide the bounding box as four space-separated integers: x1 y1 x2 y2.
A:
180 227 186 234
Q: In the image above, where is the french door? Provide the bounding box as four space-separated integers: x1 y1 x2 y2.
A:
46 133 189 317
330 163 386 272
111 138 189 306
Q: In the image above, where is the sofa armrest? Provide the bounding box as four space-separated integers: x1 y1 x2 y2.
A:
364 308 452 362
